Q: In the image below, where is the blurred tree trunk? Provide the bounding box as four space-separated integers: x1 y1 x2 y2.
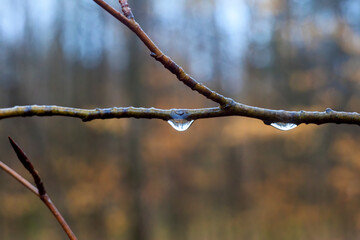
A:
210 1 223 92
124 1 150 240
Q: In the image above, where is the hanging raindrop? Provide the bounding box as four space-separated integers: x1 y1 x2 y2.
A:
270 122 298 131
168 119 194 132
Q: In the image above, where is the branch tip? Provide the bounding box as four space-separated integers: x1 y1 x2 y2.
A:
8 137 30 169
119 0 134 19
8 137 46 196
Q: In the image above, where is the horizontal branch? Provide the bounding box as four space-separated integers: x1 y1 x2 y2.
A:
0 105 359 126
86 2 360 127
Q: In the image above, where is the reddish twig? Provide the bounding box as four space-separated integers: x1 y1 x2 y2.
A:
9 137 46 195
0 161 38 195
4 137 78 240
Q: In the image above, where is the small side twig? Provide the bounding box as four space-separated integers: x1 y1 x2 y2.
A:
119 0 134 19
0 137 78 240
8 137 46 195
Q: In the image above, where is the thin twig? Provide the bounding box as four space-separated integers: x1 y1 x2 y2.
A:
0 105 359 126
9 137 46 195
0 161 38 195
92 0 234 106
5 137 78 240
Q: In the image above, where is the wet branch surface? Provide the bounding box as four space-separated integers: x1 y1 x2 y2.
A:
0 137 78 240
0 104 359 126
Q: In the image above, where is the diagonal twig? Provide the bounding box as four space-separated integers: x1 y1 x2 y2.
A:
1 137 78 240
0 160 38 195
93 0 234 107
8 137 46 195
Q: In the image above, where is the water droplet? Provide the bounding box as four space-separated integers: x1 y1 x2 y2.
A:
325 108 333 113
175 110 184 116
168 119 194 132
270 122 298 131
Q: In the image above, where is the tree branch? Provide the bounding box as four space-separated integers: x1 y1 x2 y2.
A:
0 105 359 126
92 0 234 107
1 2 357 128
88 1 360 128
9 137 46 195
1 137 78 240
0 161 38 195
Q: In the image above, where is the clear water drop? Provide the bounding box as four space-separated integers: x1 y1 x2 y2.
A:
175 110 185 116
270 122 298 131
168 119 194 132
325 108 333 113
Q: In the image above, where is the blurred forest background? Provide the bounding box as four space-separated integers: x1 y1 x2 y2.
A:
1 0 360 239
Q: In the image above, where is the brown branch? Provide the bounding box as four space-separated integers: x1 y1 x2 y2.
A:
4 137 78 240
92 0 234 107
0 105 360 126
